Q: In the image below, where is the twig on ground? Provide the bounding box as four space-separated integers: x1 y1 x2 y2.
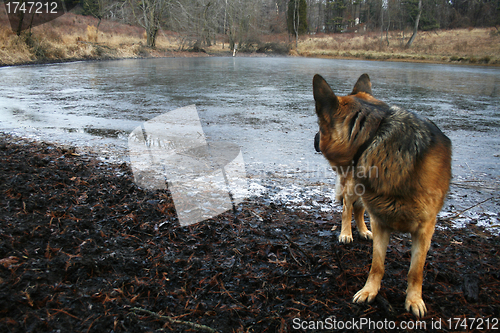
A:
442 197 496 222
130 307 219 333
284 234 316 265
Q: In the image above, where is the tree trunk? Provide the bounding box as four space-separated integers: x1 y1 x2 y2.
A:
386 4 390 46
294 0 299 49
406 0 422 49
147 28 158 48
295 26 298 50
379 3 383 45
16 2 25 36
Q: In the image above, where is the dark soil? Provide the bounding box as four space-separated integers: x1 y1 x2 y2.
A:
0 134 499 333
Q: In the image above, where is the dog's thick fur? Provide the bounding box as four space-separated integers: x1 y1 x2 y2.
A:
315 132 372 243
313 74 452 317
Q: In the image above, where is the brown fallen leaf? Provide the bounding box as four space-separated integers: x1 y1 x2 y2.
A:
0 256 19 268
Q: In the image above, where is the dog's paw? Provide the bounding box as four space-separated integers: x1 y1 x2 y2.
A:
353 287 378 304
405 297 427 318
359 230 373 240
338 234 353 244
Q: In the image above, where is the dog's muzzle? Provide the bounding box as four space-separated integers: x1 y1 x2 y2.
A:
314 132 321 152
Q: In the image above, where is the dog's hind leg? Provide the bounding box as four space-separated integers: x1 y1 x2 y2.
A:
405 219 436 318
353 199 372 240
353 217 390 304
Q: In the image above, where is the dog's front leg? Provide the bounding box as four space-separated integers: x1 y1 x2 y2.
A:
405 221 435 318
353 217 390 304
339 196 354 243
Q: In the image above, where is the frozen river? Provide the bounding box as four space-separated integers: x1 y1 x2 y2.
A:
1 57 499 232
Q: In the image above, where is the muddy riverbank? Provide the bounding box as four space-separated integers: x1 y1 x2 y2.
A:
1 134 499 332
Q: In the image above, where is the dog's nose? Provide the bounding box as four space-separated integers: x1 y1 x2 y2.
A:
314 132 321 152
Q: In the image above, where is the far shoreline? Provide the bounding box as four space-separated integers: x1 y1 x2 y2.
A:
2 49 500 69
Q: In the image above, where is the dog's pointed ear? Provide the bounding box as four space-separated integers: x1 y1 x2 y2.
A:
313 74 339 121
351 73 372 95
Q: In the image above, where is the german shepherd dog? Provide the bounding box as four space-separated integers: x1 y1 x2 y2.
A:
315 132 372 243
313 74 452 317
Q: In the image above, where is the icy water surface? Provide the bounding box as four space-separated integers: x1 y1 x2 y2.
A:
0 57 499 232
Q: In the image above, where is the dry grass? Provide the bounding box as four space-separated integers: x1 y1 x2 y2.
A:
297 28 500 65
0 25 34 65
0 9 207 66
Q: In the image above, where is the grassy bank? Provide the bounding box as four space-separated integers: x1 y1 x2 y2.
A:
1 6 500 66
296 28 500 65
0 11 214 67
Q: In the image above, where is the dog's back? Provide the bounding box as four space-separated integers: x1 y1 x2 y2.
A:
356 105 452 232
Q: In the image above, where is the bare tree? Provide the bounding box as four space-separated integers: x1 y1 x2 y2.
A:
83 0 117 40
130 0 169 48
405 0 422 48
288 0 307 47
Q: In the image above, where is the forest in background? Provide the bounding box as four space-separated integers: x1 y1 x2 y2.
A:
74 0 500 48
1 0 500 65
